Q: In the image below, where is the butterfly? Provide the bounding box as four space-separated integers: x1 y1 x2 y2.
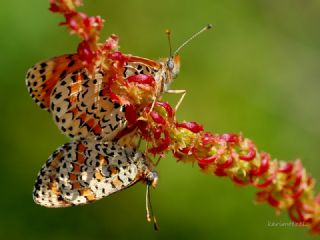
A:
33 139 158 207
26 53 181 142
26 52 179 229
25 52 180 223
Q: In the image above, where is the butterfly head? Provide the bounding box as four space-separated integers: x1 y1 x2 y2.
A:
166 54 180 77
159 24 212 92
161 54 181 91
146 171 159 188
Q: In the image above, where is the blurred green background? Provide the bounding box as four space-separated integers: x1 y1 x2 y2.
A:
1 0 320 239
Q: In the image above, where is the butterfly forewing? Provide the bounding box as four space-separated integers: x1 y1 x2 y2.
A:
26 54 83 111
33 140 154 208
123 60 159 78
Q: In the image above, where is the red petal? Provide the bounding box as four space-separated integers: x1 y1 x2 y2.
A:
137 121 149 138
173 151 184 160
102 35 119 51
216 156 234 169
77 40 95 65
179 147 192 154
155 102 174 118
250 152 270 176
196 155 217 165
221 133 239 144
150 111 166 125
267 194 280 208
232 176 247 185
127 74 155 86
283 188 304 199
201 132 215 145
153 127 162 139
253 175 274 188
124 104 137 125
148 130 170 154
239 146 256 161
292 174 302 189
108 51 129 66
256 191 268 202
176 121 203 133
288 204 304 223
109 92 121 103
214 168 227 176
278 163 294 173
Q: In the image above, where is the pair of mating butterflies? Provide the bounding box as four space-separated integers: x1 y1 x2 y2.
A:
27 24 211 210
26 51 180 207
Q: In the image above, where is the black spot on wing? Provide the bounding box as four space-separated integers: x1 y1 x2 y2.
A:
40 62 48 68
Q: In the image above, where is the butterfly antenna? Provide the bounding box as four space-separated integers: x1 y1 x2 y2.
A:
166 29 173 57
174 24 213 55
146 184 159 230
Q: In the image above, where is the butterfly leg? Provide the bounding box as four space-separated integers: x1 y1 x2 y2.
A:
149 96 157 113
165 89 187 112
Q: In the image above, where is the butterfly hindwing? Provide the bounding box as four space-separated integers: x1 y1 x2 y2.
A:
50 69 127 141
33 139 153 208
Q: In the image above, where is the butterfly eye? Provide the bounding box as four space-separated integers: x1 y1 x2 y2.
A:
166 58 174 71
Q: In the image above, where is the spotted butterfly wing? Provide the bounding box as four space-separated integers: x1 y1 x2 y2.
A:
26 55 127 141
33 139 155 208
122 56 161 79
49 69 127 141
26 54 83 111
26 54 163 141
26 54 161 112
